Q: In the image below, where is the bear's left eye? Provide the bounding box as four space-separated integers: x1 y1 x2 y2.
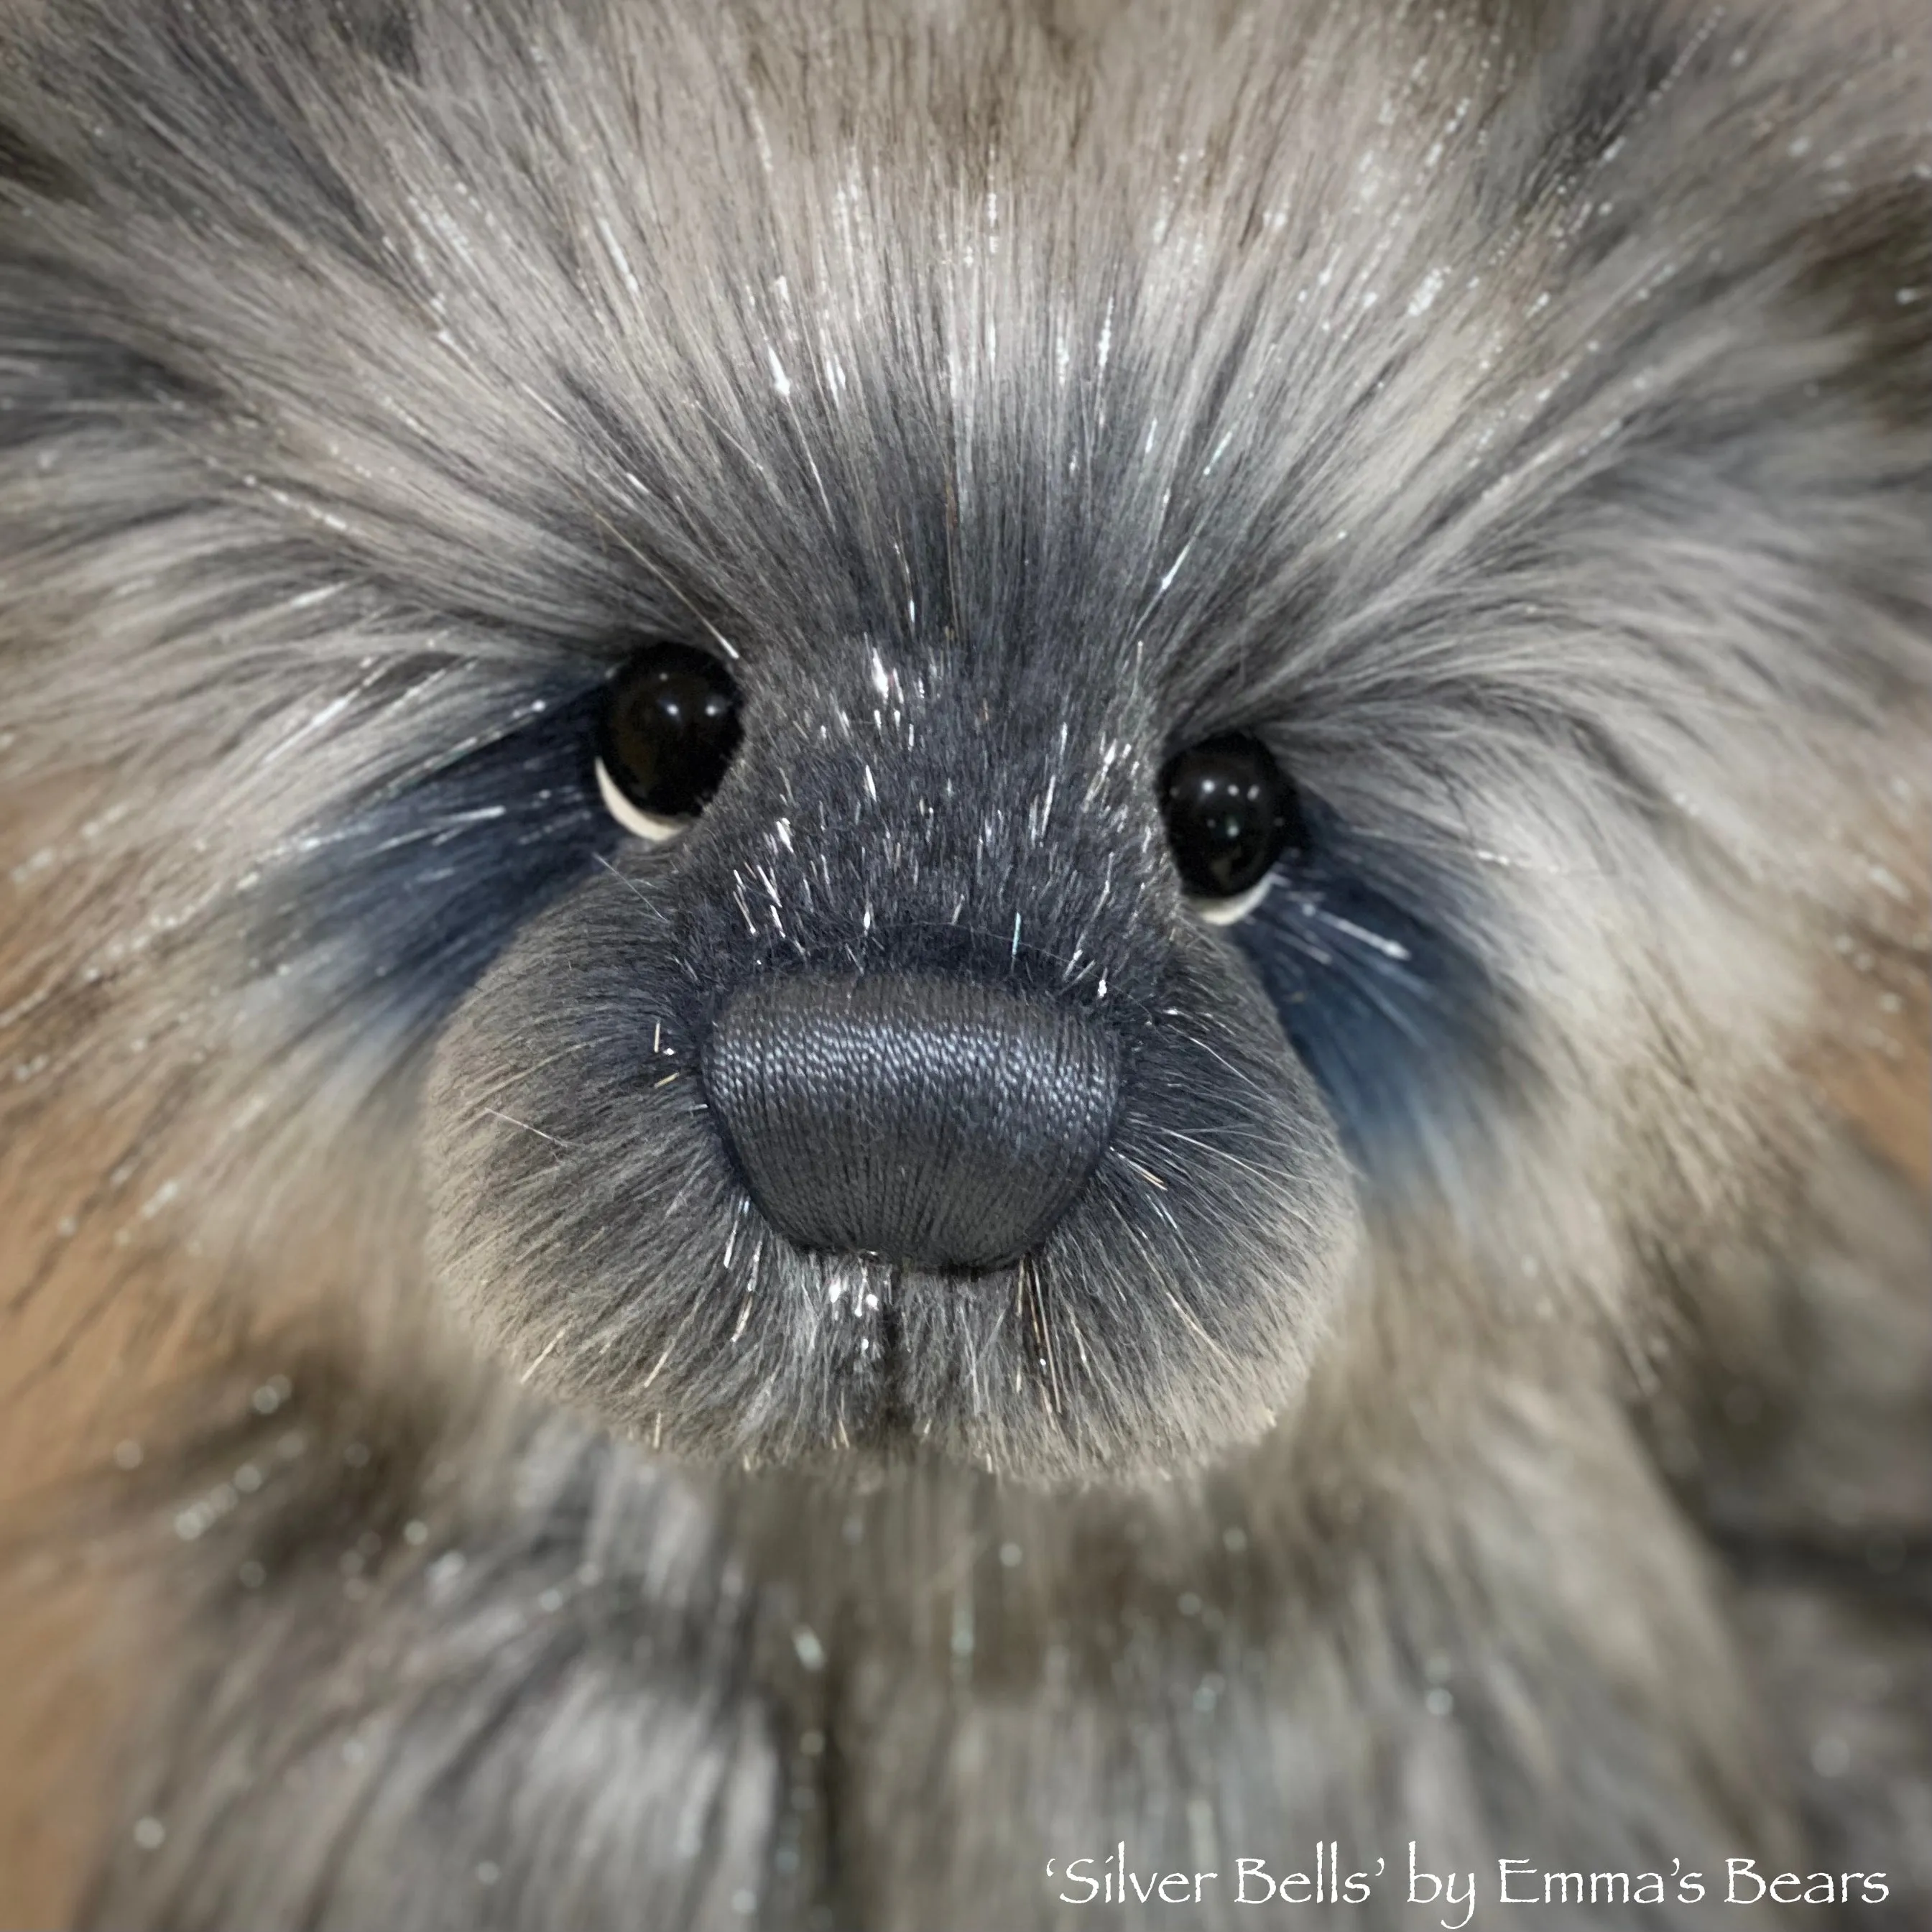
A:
1160 733 1304 921
594 642 742 841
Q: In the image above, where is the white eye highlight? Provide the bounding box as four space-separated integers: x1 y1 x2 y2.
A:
596 757 688 843
1191 874 1275 927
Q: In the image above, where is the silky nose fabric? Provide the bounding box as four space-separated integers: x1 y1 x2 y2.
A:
703 974 1122 1269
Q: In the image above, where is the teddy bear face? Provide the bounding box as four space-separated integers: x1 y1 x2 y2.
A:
9 0 1914 1496
419 551 1362 1479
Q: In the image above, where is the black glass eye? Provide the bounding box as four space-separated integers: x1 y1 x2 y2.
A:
596 641 741 828
1159 733 1303 901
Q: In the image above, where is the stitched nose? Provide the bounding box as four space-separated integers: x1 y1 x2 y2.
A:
702 974 1120 1270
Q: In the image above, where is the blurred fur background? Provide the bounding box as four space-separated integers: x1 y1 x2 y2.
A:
0 0 1926 1926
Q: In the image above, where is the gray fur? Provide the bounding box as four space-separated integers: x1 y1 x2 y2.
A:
0 0 1926 1926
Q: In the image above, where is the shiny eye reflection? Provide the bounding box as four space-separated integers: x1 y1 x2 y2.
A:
1160 734 1303 910
595 642 741 841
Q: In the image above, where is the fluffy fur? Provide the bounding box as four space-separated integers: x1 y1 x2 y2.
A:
0 1 1926 1926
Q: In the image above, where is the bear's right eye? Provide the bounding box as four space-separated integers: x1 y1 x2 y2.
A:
594 642 742 842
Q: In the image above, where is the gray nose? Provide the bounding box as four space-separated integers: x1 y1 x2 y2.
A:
701 974 1120 1270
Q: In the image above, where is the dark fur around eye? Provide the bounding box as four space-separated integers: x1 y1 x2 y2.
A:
1225 800 1524 1173
252 686 619 1043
